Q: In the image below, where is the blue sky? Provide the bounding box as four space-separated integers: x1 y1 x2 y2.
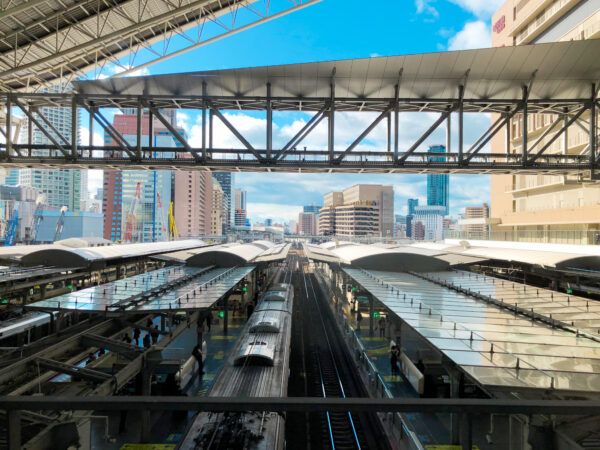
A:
86 0 503 223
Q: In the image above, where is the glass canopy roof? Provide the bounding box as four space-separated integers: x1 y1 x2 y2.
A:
344 268 600 394
28 265 255 314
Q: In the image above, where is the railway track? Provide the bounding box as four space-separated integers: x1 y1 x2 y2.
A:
287 250 388 450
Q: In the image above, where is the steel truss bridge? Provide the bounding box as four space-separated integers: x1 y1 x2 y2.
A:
1 39 599 177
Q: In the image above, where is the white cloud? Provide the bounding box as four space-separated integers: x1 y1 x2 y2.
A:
449 0 504 18
415 0 439 17
247 202 303 223
448 21 491 50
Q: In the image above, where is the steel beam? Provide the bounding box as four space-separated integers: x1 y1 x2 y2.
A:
3 396 600 416
86 106 136 159
81 334 144 360
33 357 113 383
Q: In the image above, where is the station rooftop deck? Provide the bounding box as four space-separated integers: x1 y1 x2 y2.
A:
20 239 207 268
27 265 254 315
343 267 600 396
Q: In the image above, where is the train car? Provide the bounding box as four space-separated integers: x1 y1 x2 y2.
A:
178 282 294 450
0 311 56 346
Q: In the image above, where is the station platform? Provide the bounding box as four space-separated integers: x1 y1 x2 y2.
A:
90 312 248 449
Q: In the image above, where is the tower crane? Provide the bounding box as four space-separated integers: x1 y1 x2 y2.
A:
156 192 168 241
30 194 46 243
53 206 68 242
124 182 141 243
168 202 179 241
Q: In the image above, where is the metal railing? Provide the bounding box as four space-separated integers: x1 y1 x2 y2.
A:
444 229 600 245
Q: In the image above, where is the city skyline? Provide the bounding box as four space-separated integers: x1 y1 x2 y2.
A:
78 0 500 228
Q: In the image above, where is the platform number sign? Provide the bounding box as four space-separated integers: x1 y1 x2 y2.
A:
373 311 380 319
218 311 225 319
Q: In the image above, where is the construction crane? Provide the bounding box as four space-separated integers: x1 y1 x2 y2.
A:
168 202 179 241
156 192 168 241
53 206 68 242
5 205 19 246
30 194 46 244
124 182 141 243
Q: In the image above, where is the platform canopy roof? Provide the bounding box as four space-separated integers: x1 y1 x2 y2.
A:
75 39 600 106
345 268 600 396
27 265 254 314
21 239 207 269
411 239 600 270
183 241 286 267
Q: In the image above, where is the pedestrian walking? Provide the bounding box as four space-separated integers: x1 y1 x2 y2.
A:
356 310 363 331
142 333 151 349
378 316 386 338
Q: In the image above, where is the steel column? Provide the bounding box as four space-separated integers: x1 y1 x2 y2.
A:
136 98 142 160
328 79 335 162
7 409 20 450
562 110 568 155
387 112 391 154
88 104 94 157
202 81 207 160
394 83 399 161
369 295 374 336
505 113 510 155
446 113 451 154
460 413 473 450
267 82 272 159
458 85 463 163
6 94 11 157
148 109 154 153
71 96 78 158
522 86 528 165
209 109 213 151
590 84 596 178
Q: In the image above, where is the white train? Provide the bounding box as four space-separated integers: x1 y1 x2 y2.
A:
178 282 294 450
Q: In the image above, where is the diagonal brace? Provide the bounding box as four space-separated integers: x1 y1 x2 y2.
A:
397 110 451 164
529 106 588 164
463 106 522 163
274 105 328 161
14 100 69 157
85 106 136 159
209 104 263 161
81 334 144 360
336 104 394 163
147 104 200 160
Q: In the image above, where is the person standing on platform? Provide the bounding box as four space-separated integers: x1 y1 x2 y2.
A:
133 327 141 346
150 325 159 345
205 312 212 332
246 302 254 319
356 310 363 331
389 345 399 376
192 344 204 377
142 333 151 349
379 316 386 338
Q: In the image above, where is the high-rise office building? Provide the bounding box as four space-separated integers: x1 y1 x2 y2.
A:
318 184 394 237
412 205 445 241
490 0 600 243
426 145 449 216
463 203 491 239
234 188 247 227
211 179 225 236
406 198 419 238
174 171 212 238
17 85 86 212
298 212 316 235
303 203 322 219
102 114 175 242
213 173 234 232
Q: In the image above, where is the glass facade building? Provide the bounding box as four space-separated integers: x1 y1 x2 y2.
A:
426 145 449 216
